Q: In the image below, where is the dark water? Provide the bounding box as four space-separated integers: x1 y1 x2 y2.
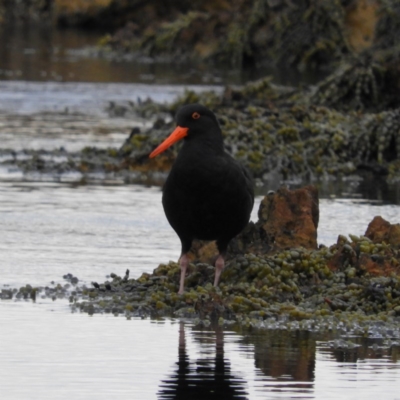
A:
0 23 325 86
1 24 400 400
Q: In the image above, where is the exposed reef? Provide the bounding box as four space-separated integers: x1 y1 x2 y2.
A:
114 80 400 183
2 79 400 186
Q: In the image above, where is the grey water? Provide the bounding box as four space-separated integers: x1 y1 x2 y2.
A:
1 25 400 400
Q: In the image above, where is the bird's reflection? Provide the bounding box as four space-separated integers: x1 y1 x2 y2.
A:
158 323 319 399
158 323 248 399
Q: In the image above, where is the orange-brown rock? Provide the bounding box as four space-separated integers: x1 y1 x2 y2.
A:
257 185 319 251
357 253 400 276
327 216 400 276
365 216 400 246
328 243 400 276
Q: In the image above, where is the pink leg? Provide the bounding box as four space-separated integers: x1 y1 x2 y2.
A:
213 254 225 287
178 254 189 294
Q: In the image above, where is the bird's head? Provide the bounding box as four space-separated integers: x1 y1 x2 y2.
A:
149 104 221 158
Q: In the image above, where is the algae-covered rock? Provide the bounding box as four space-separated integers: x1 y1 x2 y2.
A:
365 215 400 246
115 85 400 183
4 212 400 335
5 190 400 334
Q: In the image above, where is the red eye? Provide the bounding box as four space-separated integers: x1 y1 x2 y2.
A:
192 112 200 119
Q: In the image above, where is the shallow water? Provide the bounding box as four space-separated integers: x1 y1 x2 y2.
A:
0 80 221 116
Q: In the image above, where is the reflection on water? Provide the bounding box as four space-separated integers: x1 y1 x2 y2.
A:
159 323 400 400
248 330 316 389
0 23 226 84
159 323 248 399
1 302 399 400
0 23 327 86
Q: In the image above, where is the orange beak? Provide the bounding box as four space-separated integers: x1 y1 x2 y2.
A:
149 126 189 158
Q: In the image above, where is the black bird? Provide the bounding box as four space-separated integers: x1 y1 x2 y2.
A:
150 104 254 294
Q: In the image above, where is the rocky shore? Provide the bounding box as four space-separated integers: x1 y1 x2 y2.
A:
2 77 399 187
2 186 400 338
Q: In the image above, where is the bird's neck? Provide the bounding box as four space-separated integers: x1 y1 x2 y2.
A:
181 130 224 157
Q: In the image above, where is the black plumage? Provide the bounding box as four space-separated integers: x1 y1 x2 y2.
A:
150 104 254 293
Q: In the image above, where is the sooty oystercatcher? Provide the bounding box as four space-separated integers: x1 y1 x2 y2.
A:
149 104 254 294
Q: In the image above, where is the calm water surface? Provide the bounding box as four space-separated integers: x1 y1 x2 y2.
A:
1 181 400 399
0 23 325 86
0 35 400 398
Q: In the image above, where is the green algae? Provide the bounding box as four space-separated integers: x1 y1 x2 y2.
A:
3 229 400 337
58 233 400 331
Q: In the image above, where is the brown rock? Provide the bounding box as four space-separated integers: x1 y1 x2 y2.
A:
228 185 319 257
257 185 319 250
327 216 400 276
365 216 400 246
328 244 400 276
356 253 398 276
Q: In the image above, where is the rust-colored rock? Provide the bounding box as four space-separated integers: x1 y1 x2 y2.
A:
257 185 319 251
327 216 400 276
328 242 400 276
357 253 400 276
365 216 400 246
